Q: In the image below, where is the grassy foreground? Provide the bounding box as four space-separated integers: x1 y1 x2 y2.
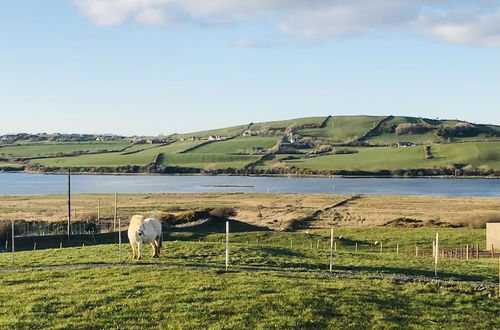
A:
1 229 499 329
1 265 499 329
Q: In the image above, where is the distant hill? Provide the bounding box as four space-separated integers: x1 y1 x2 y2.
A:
1 115 500 177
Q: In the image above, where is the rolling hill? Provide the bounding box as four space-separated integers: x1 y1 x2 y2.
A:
1 115 499 176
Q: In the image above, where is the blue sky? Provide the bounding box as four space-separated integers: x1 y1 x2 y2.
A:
1 0 499 135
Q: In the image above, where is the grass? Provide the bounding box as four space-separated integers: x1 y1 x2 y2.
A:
1 227 497 280
297 116 387 142
1 116 498 174
187 137 280 154
281 142 500 171
1 265 498 329
0 141 131 158
365 132 440 144
159 153 261 169
31 141 205 167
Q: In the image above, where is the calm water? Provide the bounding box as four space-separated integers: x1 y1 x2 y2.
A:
0 173 498 197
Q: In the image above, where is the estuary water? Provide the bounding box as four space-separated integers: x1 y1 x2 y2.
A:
0 173 498 197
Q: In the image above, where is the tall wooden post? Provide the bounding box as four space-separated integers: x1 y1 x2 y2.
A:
329 227 334 272
118 216 122 262
434 233 439 277
225 221 229 271
11 220 15 265
114 193 118 232
97 198 100 221
67 170 71 239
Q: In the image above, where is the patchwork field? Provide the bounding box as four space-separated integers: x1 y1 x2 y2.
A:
1 115 499 174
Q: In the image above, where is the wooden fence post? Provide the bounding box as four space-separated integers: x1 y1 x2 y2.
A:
396 244 399 255
434 233 439 277
11 220 15 266
225 221 229 271
355 242 358 252
118 216 122 262
114 193 118 232
466 244 469 260
329 227 334 273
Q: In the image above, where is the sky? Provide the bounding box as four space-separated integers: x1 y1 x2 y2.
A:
1 0 499 136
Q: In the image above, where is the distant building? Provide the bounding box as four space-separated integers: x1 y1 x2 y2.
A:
395 142 414 147
208 135 223 141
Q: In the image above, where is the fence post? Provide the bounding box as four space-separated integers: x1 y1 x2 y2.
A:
97 198 101 221
114 193 118 232
225 221 229 272
11 220 15 266
118 216 122 262
290 239 293 249
329 227 334 273
33 242 36 251
434 232 439 277
67 170 71 240
396 244 399 255
415 245 418 257
355 242 358 252
466 244 469 260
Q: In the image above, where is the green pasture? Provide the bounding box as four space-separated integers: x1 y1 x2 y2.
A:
32 141 205 167
364 132 440 144
176 125 248 139
279 142 500 171
0 141 130 158
159 153 260 169
252 116 325 131
1 266 498 329
188 137 280 154
297 116 387 142
1 226 498 328
1 227 496 281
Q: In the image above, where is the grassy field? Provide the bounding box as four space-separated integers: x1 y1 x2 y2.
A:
1 264 498 329
158 153 260 169
1 192 499 328
0 141 131 158
297 116 387 142
1 116 499 174
187 137 280 154
32 140 205 167
279 142 500 171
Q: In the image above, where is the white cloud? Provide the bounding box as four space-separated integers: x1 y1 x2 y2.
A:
72 0 500 46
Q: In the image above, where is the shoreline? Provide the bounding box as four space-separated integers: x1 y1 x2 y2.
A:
2 169 499 180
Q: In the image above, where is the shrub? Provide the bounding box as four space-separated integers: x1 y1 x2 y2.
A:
209 207 237 220
452 213 500 229
395 123 427 135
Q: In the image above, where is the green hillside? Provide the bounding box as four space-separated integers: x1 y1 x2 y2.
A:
1 115 498 176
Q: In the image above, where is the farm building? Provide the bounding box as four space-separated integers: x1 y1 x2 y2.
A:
486 223 500 251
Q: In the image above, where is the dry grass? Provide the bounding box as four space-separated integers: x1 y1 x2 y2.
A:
0 193 498 230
